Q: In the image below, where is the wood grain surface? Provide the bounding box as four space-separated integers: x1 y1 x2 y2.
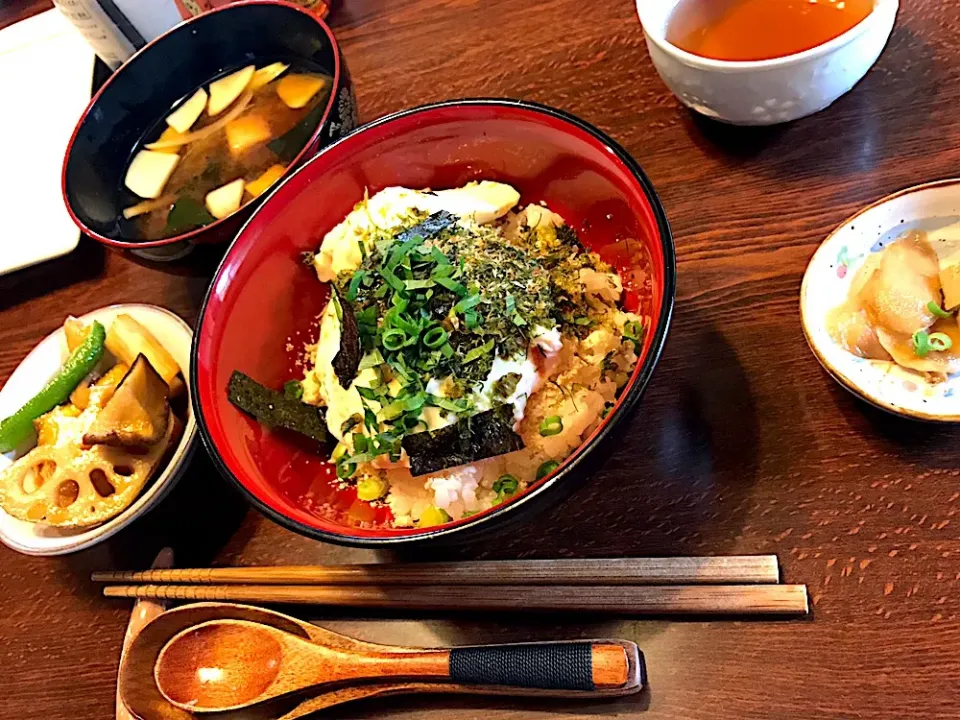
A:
3 0 960 718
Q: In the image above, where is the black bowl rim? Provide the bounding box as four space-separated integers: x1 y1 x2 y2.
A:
191 97 677 547
61 0 343 250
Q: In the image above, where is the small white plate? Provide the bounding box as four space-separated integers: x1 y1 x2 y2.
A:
801 179 960 422
0 10 96 276
0 304 196 555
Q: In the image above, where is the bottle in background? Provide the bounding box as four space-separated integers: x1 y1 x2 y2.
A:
53 0 331 70
52 0 183 69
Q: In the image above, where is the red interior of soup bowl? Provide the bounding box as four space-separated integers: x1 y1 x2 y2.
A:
193 99 675 545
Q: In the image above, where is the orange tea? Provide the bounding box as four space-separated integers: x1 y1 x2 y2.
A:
666 0 875 62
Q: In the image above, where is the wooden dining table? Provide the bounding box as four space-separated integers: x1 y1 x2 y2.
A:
3 0 960 717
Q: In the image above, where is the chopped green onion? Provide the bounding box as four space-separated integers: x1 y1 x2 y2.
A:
401 414 422 430
336 458 356 479
340 414 362 435
429 247 451 265
382 329 407 351
930 332 953 352
428 395 471 413
464 310 481 329
378 265 406 293
404 278 435 291
623 319 645 349
357 386 383 402
453 293 482 314
423 326 448 349
378 399 406 421
435 275 468 296
392 312 421 337
346 270 368 301
331 441 348 463
386 234 425 270
536 460 560 480
357 476 388 501
463 339 495 364
358 350 385 371
493 474 519 502
574 317 593 326
539 415 563 437
913 330 932 357
283 380 303 400
928 301 954 319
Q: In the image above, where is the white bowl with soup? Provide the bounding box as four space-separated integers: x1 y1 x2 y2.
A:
636 0 899 125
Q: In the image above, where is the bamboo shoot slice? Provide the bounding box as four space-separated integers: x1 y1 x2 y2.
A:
205 179 245 219
165 88 207 133
145 92 252 151
208 65 255 116
105 314 181 388
249 62 289 92
124 151 180 200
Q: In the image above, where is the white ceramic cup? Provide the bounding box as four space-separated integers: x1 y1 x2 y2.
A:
636 0 899 126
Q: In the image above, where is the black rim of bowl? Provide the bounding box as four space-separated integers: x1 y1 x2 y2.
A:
191 97 677 547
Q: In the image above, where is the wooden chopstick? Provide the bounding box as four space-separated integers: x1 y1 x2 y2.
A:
92 556 780 586
102 583 808 615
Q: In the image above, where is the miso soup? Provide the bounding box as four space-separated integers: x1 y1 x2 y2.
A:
119 61 333 240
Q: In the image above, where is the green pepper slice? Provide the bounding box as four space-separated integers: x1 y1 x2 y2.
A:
0 321 106 453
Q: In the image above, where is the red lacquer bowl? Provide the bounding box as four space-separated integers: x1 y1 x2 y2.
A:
192 99 676 546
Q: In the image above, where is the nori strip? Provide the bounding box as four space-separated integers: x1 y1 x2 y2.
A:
332 289 361 389
396 210 457 243
401 404 525 476
227 371 327 443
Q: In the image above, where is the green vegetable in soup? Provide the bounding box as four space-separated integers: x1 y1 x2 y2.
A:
166 197 215 235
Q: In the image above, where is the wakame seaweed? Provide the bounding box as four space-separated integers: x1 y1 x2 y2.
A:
401 404 524 476
227 371 327 443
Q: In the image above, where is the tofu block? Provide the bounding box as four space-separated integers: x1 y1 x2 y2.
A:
124 150 180 199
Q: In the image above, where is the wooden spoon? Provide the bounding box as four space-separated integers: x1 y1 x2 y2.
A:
154 618 639 714
120 603 644 718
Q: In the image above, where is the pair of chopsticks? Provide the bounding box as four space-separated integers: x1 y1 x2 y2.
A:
93 556 808 616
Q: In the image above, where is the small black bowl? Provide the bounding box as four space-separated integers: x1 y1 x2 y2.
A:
62 0 357 261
